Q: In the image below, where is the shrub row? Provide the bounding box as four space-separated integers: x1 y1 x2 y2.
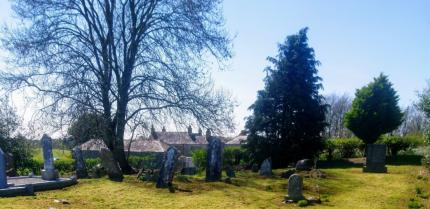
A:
322 134 424 160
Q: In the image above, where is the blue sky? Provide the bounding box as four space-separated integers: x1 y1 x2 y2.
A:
0 1 429 134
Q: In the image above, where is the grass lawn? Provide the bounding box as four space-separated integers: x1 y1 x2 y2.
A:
32 148 72 162
1 160 429 209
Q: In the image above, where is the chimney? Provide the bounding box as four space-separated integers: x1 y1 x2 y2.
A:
151 125 158 139
162 126 166 132
198 128 203 136
188 125 193 136
206 128 211 141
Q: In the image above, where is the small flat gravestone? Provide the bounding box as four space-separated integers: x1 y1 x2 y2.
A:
206 137 223 182
0 148 8 189
41 134 59 180
259 158 272 176
285 174 305 202
181 156 197 175
363 144 387 173
156 146 180 188
295 159 313 171
225 165 235 178
100 148 123 182
72 146 88 178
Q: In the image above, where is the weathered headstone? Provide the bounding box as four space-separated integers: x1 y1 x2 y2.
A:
259 158 272 176
205 137 223 182
100 148 123 182
180 156 197 175
5 153 16 177
295 159 313 171
72 146 88 178
225 165 236 178
156 146 180 188
41 134 59 180
363 144 387 173
285 174 305 202
0 148 8 188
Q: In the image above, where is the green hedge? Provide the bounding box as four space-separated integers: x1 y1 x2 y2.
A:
377 135 424 156
324 138 364 159
192 147 247 171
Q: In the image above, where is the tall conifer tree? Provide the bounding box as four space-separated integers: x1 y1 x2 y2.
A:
245 28 327 167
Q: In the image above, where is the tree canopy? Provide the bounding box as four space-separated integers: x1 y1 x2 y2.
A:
418 81 430 119
245 28 327 167
344 74 403 144
1 0 234 173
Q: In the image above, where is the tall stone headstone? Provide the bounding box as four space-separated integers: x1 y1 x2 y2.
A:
259 158 272 176
363 144 387 173
41 134 59 180
72 146 88 178
100 148 123 182
285 174 305 202
156 146 180 188
205 137 223 182
0 148 8 189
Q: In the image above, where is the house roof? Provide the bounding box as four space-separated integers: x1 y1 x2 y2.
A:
79 138 169 153
226 135 248 145
152 132 207 145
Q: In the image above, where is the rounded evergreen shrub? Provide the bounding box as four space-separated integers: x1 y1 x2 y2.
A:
297 199 309 207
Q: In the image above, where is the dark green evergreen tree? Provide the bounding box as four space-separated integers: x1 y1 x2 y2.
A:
245 28 327 167
344 74 403 144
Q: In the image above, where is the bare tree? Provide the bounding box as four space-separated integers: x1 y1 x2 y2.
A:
324 93 352 138
393 105 429 136
0 0 234 173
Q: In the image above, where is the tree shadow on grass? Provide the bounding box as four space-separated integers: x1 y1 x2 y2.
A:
317 159 363 169
386 155 423 166
317 155 423 169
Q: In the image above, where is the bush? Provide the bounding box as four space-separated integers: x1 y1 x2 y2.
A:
0 135 34 169
378 135 423 156
297 199 309 207
327 138 364 159
223 147 245 166
192 149 207 172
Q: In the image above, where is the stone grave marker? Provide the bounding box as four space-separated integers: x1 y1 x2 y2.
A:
181 156 197 175
205 137 223 182
363 144 387 173
0 148 8 189
259 158 272 176
285 174 305 202
72 146 88 178
41 134 59 180
156 146 180 188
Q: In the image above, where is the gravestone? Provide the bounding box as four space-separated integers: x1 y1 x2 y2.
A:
295 159 313 171
205 137 223 182
259 158 272 176
225 165 235 178
0 148 8 189
41 134 59 180
156 146 180 188
100 148 123 182
285 174 305 202
5 153 16 177
363 144 387 173
72 146 88 178
181 156 197 175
